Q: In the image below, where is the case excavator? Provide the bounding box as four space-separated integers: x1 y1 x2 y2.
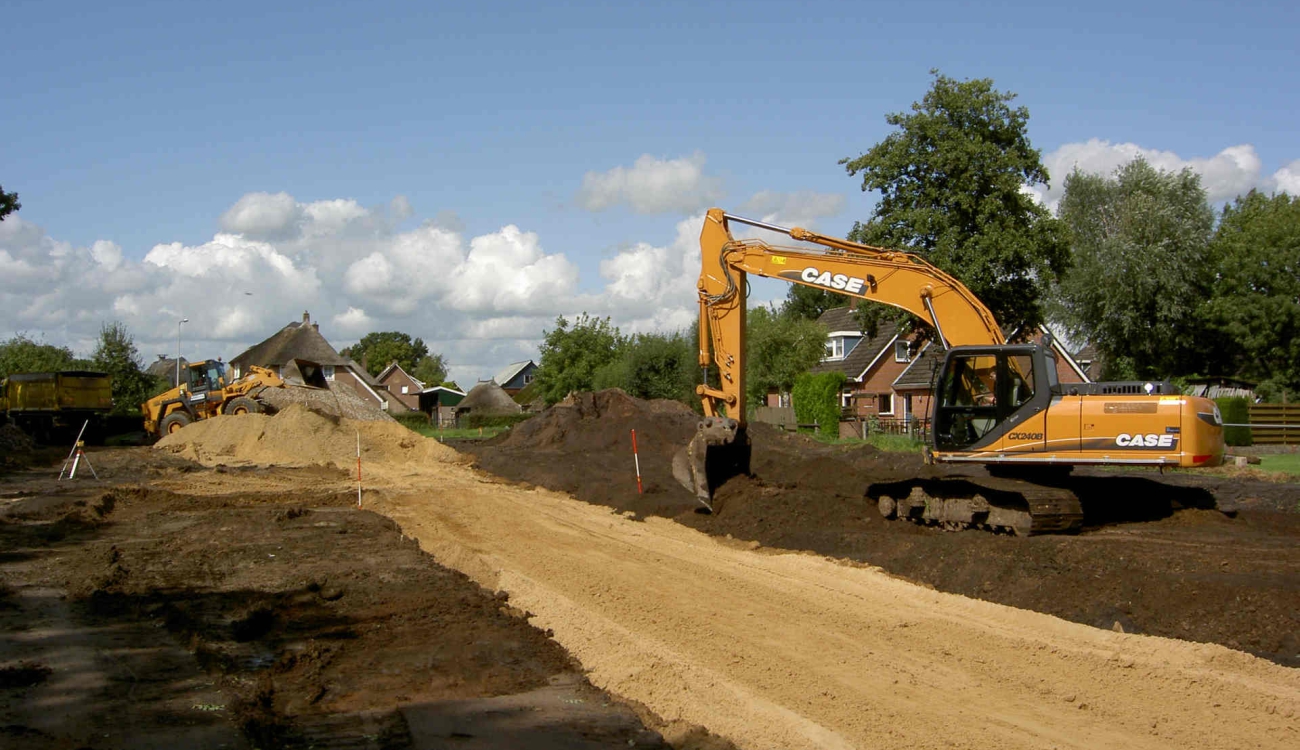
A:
673 209 1225 535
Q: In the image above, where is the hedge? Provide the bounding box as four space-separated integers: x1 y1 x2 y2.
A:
1215 396 1252 447
391 412 432 430
464 412 535 429
791 371 846 435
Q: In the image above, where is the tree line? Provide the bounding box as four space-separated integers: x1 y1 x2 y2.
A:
530 308 826 409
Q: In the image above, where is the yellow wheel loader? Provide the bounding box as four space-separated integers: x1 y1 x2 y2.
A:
675 209 1226 534
142 359 327 437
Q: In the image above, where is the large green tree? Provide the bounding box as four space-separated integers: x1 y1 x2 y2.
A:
92 321 163 415
0 335 77 378
1203 190 1300 399
412 354 447 387
593 332 696 403
745 305 828 410
840 71 1068 338
0 183 19 221
341 331 429 377
783 284 845 322
534 314 625 404
1053 159 1215 379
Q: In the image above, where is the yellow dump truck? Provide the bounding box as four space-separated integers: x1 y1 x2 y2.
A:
0 370 113 443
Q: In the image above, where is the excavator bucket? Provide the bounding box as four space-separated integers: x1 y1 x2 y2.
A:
281 359 328 389
672 417 751 512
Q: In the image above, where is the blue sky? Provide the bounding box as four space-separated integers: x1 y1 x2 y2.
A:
2 0 1297 383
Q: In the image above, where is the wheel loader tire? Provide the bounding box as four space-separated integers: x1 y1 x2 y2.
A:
160 411 191 435
226 397 263 416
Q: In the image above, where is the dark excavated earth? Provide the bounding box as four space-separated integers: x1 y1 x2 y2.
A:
460 389 1300 667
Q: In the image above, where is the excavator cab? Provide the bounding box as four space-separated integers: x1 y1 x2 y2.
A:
933 344 1053 452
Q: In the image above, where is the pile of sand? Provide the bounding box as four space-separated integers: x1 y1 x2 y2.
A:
258 384 395 422
155 403 456 470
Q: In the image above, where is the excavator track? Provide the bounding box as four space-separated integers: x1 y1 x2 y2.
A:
871 476 1084 535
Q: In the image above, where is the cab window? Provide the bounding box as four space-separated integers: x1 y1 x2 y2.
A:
1008 355 1035 409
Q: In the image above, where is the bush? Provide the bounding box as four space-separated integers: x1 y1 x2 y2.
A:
791 371 846 436
392 412 432 431
464 412 534 429
1215 396 1252 446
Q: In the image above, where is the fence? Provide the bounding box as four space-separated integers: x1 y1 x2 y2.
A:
1243 404 1300 445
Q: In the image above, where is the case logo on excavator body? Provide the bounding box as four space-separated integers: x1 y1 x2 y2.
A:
796 266 867 295
1116 433 1177 449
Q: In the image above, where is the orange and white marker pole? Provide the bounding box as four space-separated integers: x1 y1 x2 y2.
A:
631 429 643 494
356 431 362 508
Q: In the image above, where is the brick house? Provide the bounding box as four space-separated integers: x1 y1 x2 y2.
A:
807 307 1091 435
230 311 398 413
808 308 920 427
376 362 424 412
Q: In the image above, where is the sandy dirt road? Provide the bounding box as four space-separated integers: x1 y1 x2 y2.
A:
368 468 1298 750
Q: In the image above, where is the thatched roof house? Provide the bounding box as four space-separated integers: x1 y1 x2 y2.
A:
456 381 523 417
230 311 397 412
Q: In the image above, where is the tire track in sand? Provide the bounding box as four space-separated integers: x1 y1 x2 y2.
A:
377 468 1298 749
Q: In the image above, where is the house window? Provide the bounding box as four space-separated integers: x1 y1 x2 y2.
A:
825 338 845 360
322 365 335 381
523 373 534 385
894 341 911 362
401 385 409 394
878 393 894 415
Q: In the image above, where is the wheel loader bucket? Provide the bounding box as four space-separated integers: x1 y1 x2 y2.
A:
281 359 328 389
672 417 751 512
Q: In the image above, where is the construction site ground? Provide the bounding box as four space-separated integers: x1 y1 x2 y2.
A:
1 396 1297 749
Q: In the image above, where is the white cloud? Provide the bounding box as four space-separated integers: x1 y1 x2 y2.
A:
576 153 724 214
0 185 851 386
218 191 303 238
1273 159 1300 195
1031 139 1288 208
332 306 373 333
738 191 846 229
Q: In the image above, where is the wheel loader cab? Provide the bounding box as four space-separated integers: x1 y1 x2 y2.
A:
186 361 226 395
933 345 1054 452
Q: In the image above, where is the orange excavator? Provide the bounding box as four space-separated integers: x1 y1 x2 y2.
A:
674 209 1225 534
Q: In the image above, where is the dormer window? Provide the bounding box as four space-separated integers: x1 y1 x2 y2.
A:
894 341 911 362
825 338 845 360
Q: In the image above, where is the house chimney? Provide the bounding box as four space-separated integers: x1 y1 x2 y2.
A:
849 298 858 312
302 310 310 325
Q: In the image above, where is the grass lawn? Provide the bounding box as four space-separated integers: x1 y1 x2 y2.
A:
410 424 511 441
1258 453 1300 476
814 431 926 453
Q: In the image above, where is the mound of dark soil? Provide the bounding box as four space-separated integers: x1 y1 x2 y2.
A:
461 390 1300 667
476 390 705 517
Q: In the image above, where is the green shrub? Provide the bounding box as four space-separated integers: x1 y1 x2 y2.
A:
464 412 534 429
1215 396 1252 446
791 371 845 436
392 412 432 431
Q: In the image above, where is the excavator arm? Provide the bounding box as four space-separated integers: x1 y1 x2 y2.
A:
693 207 1004 422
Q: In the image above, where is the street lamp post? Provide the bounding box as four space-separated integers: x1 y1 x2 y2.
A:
177 318 189 387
